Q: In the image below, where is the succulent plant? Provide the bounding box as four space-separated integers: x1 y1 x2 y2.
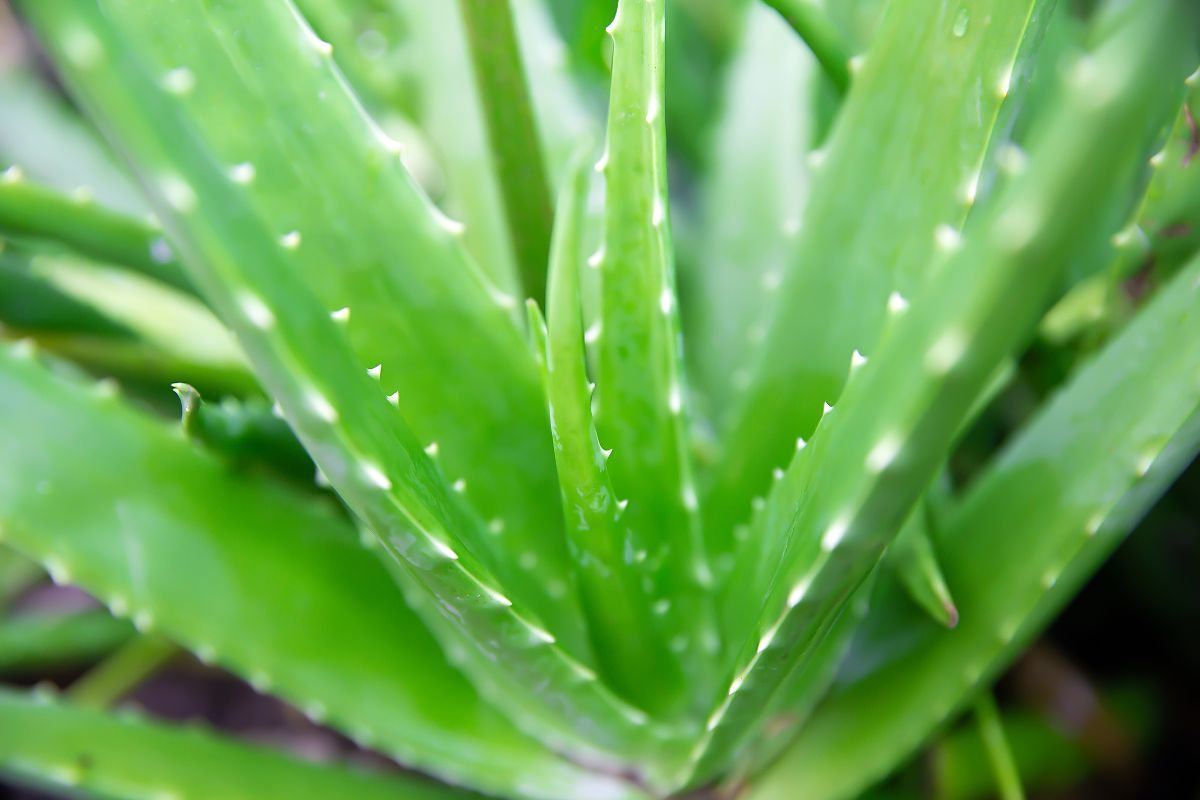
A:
0 0 1197 798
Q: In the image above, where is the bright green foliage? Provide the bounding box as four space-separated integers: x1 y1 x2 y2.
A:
530 158 679 714
593 0 717 712
750 249 1200 800
0 171 191 294
0 0 1197 799
0 689 474 800
0 612 133 676
703 0 1056 559
0 342 634 800
889 496 959 629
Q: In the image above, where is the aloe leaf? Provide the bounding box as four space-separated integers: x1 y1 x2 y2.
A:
67 634 179 711
0 168 191 294
1021 55 1196 346
19 0 584 654
457 0 555 303
692 5 1190 781
593 0 717 700
1 247 254 397
399 0 596 296
736 368 1010 777
974 693 1026 800
0 612 133 676
1135 68 1200 276
760 0 851 93
398 0 521 293
172 383 315 486
0 345 638 800
0 250 133 340
24 253 255 397
530 158 682 714
724 570 880 785
704 0 1056 558
20 0 684 770
0 688 475 800
292 0 419 120
684 4 814 428
890 494 959 629
749 238 1200 800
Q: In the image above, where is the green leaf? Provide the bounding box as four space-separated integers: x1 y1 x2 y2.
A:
67 634 179 711
704 0 1056 560
890 496 959 629
17 1 689 771
171 383 315 486
0 169 191 294
593 0 718 705
694 3 1191 781
457 0 555 302
749 239 1200 800
0 344 639 800
19 0 585 660
973 693 1026 800
760 0 852 93
0 612 133 677
293 0 419 121
530 157 682 714
684 3 815 426
398 0 597 296
24 253 253 396
0 249 133 340
1134 66 1200 276
0 688 474 800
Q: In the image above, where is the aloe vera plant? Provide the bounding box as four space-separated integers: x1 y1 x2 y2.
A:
0 0 1197 797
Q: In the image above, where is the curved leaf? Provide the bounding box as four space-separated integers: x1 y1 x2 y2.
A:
0 344 640 800
0 688 474 800
750 244 1200 800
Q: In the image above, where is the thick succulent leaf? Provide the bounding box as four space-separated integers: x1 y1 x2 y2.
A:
172 383 315 486
723 571 878 785
1135 68 1200 276
0 688 474 800
530 159 681 714
973 693 1026 800
0 243 254 397
65 633 179 712
692 5 1190 781
1040 63 1199 344
0 168 190 294
398 0 520 293
399 0 596 295
0 345 639 800
293 0 419 121
703 0 1056 558
21 0 685 772
748 230 1200 800
593 0 717 702
0 612 133 676
457 0 555 302
889 498 958 629
19 0 584 653
684 4 814 427
0 250 132 340
735 370 1010 777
